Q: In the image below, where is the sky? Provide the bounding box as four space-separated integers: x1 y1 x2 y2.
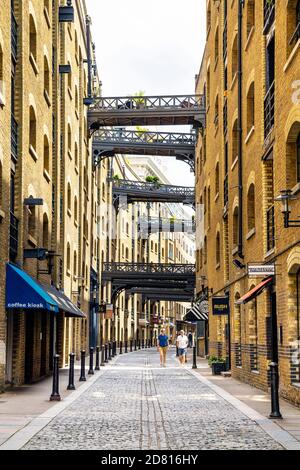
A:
86 0 206 186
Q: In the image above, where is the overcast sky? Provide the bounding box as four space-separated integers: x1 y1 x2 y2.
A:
86 0 206 186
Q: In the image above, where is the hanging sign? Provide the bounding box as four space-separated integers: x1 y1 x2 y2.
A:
248 263 275 278
105 304 113 319
212 296 229 316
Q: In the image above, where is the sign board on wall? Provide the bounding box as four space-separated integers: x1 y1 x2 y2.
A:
105 304 113 320
212 296 229 316
248 264 275 278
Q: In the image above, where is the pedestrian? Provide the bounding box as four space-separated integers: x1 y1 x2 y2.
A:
188 331 193 348
157 328 169 367
176 330 189 366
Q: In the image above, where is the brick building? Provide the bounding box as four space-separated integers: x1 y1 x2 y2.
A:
0 0 100 389
196 0 300 406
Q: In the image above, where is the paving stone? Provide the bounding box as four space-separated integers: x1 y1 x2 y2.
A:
23 349 283 450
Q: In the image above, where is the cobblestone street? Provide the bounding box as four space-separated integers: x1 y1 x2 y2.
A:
22 349 282 450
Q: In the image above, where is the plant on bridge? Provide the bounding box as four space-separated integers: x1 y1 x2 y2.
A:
133 91 145 109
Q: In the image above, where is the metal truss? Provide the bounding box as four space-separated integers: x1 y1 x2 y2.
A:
138 217 195 234
88 94 205 128
112 179 195 208
102 262 195 282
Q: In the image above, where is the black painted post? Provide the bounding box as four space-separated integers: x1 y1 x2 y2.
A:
176 346 179 357
142 339 144 349
134 339 137 351
269 363 282 419
105 344 109 363
192 346 197 369
67 353 76 390
95 346 100 371
108 342 112 360
79 350 86 382
138 339 141 350
101 345 105 366
120 341 123 354
88 347 94 375
130 340 133 352
50 354 61 401
125 340 128 353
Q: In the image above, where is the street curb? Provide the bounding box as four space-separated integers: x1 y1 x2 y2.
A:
0 354 120 450
186 366 300 451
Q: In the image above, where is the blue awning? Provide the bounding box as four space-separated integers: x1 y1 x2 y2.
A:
6 264 59 313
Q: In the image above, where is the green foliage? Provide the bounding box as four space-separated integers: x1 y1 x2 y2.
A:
208 355 226 366
113 174 120 180
146 175 160 184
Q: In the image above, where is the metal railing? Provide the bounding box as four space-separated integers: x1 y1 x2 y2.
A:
138 217 195 234
267 205 275 251
113 179 194 198
93 129 196 147
264 81 275 139
10 212 19 260
90 94 205 112
11 11 18 60
11 114 18 160
102 262 195 275
264 0 275 34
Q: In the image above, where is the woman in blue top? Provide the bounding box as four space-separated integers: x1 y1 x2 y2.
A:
157 328 169 367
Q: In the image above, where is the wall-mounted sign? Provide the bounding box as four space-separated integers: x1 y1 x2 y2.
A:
248 263 275 278
212 296 229 316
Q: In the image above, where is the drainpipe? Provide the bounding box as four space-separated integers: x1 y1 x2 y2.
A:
85 15 92 102
237 0 244 259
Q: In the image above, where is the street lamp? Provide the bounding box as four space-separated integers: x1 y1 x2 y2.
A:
274 189 299 228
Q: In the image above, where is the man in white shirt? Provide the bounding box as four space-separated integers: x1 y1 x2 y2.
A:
176 330 189 365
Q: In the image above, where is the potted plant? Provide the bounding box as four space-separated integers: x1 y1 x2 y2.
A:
209 356 226 375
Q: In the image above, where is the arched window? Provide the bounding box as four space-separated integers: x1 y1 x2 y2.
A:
287 0 300 56
29 15 37 63
214 26 219 64
73 251 77 276
66 243 71 272
232 35 238 82
44 56 50 97
43 134 50 174
125 247 129 261
233 206 239 247
42 213 49 248
247 184 255 231
74 195 78 222
67 183 71 213
67 62 72 91
67 124 72 156
216 232 221 266
215 162 220 195
232 119 238 164
214 94 219 127
247 0 255 37
247 82 255 134
29 106 37 152
74 142 78 168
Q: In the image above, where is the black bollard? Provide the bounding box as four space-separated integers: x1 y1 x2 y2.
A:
120 341 123 355
104 344 108 363
138 339 141 350
108 342 112 360
269 362 282 419
142 339 144 349
67 353 76 390
101 345 105 366
88 347 94 375
176 346 179 357
134 340 137 351
79 350 87 381
115 341 118 356
148 339 150 348
192 346 197 369
95 346 100 371
130 340 133 352
50 354 61 401
125 340 128 353
112 341 116 357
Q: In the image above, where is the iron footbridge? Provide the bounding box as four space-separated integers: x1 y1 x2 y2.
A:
88 94 205 129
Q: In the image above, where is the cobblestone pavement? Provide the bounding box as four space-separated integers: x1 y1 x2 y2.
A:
23 349 282 450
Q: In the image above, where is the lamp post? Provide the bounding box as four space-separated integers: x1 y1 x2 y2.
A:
275 190 299 228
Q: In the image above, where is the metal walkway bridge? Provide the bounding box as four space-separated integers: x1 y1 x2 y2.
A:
101 262 196 301
88 94 205 129
138 217 195 235
112 179 195 208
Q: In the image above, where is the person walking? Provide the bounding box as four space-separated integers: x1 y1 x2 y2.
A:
176 330 189 366
157 328 169 367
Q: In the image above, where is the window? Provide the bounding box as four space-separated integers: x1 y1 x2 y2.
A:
29 15 37 64
207 1 211 33
214 26 219 65
232 35 238 82
67 243 71 272
247 82 255 134
247 184 255 232
28 200 36 239
67 183 71 213
216 232 221 266
247 0 255 37
44 56 50 98
74 142 78 168
43 135 50 174
74 196 78 222
67 124 72 156
232 119 238 164
214 94 219 128
42 213 49 248
215 162 220 195
73 251 77 277
287 0 300 56
67 62 72 91
207 187 211 228
233 206 239 247
29 106 37 153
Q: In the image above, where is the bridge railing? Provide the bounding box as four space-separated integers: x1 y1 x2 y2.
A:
113 179 195 196
102 262 195 275
138 217 195 233
93 130 196 146
90 94 205 112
